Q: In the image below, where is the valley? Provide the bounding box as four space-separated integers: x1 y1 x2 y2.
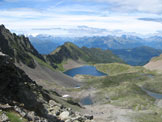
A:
64 63 162 122
1 0 162 122
1 25 162 122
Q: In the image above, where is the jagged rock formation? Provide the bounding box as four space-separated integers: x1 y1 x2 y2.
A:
0 53 54 120
0 24 44 68
0 25 80 88
0 53 94 122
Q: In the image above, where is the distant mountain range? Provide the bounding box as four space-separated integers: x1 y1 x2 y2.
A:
29 35 145 54
29 34 162 66
112 46 162 66
29 35 75 54
29 34 162 53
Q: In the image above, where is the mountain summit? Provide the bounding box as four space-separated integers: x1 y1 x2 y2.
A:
45 42 124 71
0 24 44 68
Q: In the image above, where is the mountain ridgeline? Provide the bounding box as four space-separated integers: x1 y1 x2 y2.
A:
0 25 124 71
0 25 83 89
0 46 94 122
0 25 44 68
30 35 145 54
30 34 162 66
45 42 124 70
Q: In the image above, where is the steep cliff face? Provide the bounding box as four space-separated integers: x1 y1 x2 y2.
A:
0 54 49 116
0 25 44 68
0 53 93 122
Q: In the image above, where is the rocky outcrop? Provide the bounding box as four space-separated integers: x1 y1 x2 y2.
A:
0 54 94 122
0 24 45 68
144 54 162 72
0 113 9 122
0 100 94 122
48 100 94 122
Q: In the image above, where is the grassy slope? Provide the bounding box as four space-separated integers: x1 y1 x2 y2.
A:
143 54 162 93
77 63 162 111
6 111 27 122
81 47 124 64
142 75 162 94
151 54 162 62
29 53 56 71
0 111 27 122
134 105 162 122
95 63 148 76
48 42 124 71
81 63 162 121
82 63 155 109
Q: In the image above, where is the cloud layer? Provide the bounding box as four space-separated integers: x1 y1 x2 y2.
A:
0 0 162 36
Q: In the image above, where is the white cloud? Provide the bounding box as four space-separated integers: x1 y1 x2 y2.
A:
81 0 162 14
1 0 162 36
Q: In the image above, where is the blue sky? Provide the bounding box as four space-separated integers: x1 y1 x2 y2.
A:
1 0 162 36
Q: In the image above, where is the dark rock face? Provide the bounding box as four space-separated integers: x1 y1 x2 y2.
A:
0 54 49 118
0 54 94 122
0 25 44 68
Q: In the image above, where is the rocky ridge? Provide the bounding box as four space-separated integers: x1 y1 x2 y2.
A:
0 25 44 68
0 53 94 122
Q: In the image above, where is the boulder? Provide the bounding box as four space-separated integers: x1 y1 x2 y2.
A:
49 100 57 107
0 113 9 122
84 114 93 120
59 111 70 120
48 104 61 116
26 111 35 121
65 119 72 122
14 106 26 117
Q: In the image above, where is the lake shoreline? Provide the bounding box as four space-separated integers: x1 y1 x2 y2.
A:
64 65 107 77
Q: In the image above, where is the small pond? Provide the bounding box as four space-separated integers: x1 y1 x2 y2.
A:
141 87 162 99
80 96 93 105
64 65 107 77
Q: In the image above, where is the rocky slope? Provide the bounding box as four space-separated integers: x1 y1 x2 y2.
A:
0 53 94 122
0 25 45 68
144 54 162 72
0 25 80 89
